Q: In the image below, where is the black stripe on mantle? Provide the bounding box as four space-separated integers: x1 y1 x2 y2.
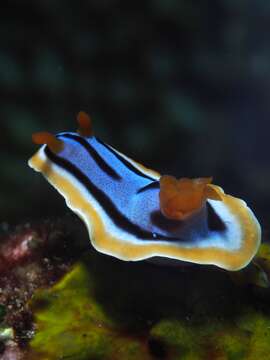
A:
59 134 121 180
96 137 157 182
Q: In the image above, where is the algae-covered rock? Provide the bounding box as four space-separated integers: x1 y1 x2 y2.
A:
150 319 203 359
237 310 270 360
150 318 250 360
24 243 270 359
0 234 264 359
28 260 151 360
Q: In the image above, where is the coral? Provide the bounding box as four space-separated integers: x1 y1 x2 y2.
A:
0 219 87 357
1 340 24 360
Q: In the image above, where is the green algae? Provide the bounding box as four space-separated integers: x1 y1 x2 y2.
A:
255 243 270 274
27 245 270 360
150 319 203 359
216 330 250 360
237 310 270 360
150 318 251 360
28 259 151 360
0 327 14 342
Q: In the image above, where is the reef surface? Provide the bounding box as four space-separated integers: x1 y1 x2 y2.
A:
0 219 270 359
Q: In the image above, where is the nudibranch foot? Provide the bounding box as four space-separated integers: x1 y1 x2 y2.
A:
28 112 261 271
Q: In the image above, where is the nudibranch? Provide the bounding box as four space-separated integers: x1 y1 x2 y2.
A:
28 112 261 271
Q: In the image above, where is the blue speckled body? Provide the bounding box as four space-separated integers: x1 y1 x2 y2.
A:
54 132 209 241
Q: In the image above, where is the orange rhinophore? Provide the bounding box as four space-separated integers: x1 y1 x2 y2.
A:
32 132 64 153
159 175 222 220
77 111 93 137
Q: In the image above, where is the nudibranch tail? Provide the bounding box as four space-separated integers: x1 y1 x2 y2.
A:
32 132 64 153
77 111 93 137
28 112 261 271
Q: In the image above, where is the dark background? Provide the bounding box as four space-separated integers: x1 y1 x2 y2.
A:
0 1 269 232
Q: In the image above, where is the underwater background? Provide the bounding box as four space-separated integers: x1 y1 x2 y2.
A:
0 1 269 228
0 1 270 359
